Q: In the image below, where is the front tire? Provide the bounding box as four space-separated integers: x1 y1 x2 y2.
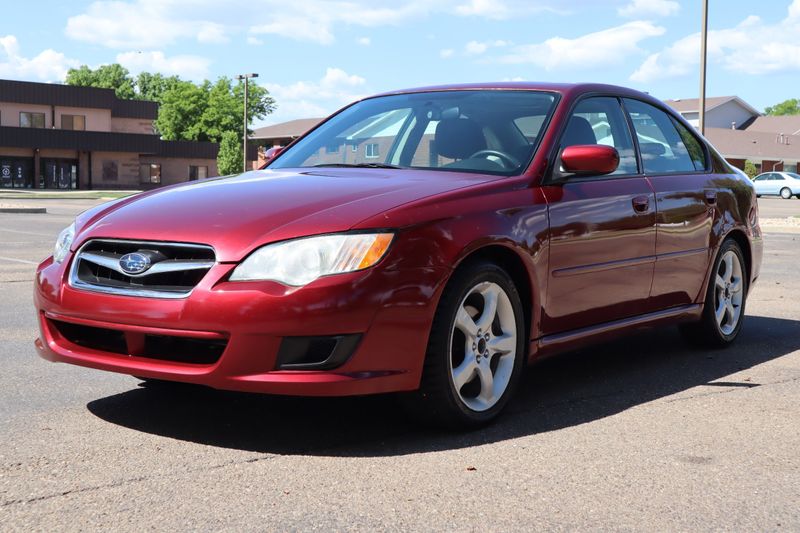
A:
407 261 526 429
781 187 792 199
681 239 747 348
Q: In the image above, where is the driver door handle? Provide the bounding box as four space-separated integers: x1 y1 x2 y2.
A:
632 195 650 214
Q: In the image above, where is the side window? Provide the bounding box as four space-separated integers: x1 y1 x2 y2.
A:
560 97 638 175
671 117 707 170
623 98 700 174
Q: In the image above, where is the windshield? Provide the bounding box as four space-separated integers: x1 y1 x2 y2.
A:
269 90 557 176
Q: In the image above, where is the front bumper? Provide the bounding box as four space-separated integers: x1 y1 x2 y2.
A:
34 254 449 396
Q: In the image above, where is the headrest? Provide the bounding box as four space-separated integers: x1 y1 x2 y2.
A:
435 118 486 160
561 116 597 147
640 143 666 157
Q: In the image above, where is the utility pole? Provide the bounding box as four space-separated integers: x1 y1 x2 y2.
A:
236 73 259 172
698 0 709 135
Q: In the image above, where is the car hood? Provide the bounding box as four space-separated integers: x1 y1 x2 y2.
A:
74 167 501 261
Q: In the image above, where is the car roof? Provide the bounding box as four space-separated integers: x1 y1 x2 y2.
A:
370 82 658 103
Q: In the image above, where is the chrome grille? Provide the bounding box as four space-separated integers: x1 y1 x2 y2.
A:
69 239 216 299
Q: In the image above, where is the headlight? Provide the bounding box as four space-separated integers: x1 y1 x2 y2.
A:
230 233 394 286
53 222 76 264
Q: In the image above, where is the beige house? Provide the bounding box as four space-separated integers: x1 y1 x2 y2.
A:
0 79 218 190
666 96 800 174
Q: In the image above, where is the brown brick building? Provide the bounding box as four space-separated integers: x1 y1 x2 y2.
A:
0 79 218 190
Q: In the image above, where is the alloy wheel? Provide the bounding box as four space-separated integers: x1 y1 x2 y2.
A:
449 281 517 412
714 250 744 336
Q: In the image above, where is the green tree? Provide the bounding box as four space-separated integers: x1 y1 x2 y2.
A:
197 77 275 142
744 160 758 179
765 99 800 116
155 80 210 141
217 130 243 175
65 64 136 99
135 72 182 102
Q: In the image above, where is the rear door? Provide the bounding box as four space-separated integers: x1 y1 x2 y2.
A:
543 96 656 334
622 98 715 309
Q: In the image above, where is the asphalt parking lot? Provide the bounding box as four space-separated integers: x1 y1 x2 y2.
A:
1 197 799 531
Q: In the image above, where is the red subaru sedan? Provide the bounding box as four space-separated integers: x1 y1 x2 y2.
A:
35 83 763 427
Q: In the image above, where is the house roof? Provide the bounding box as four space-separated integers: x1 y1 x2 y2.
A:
664 96 761 117
251 118 323 140
745 115 800 135
705 127 800 161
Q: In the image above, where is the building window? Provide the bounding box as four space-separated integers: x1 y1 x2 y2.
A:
102 160 118 181
189 165 208 181
326 143 340 154
61 115 86 131
20 112 45 128
140 163 161 184
351 143 358 152
365 143 379 159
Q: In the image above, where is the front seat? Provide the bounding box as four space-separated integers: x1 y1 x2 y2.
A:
561 116 597 148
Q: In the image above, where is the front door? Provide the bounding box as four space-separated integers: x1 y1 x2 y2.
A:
543 96 656 335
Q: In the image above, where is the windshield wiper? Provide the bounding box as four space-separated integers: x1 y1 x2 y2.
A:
312 163 404 169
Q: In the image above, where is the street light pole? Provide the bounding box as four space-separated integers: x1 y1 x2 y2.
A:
236 73 259 172
698 0 709 135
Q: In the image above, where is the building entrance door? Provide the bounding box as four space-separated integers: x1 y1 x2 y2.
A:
40 158 78 189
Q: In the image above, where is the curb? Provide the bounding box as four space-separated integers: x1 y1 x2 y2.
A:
0 207 47 214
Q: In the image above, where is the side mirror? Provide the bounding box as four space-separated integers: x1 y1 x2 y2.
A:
559 144 619 177
264 146 283 160
258 146 284 170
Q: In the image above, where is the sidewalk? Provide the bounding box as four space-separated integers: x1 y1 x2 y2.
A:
0 189 140 200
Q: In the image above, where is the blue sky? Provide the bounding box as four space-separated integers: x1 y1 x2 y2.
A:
1 0 798 127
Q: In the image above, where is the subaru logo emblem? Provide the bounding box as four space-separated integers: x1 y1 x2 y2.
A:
119 252 151 275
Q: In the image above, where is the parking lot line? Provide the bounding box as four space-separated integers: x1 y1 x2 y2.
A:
0 256 38 265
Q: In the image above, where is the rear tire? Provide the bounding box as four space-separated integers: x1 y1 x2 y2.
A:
780 187 792 199
680 239 748 348
404 260 526 429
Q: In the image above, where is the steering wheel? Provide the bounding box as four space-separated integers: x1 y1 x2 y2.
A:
468 149 520 169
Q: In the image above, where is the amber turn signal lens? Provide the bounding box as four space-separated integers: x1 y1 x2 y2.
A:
358 233 394 269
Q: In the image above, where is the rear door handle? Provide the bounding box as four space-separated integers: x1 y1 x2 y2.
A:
704 190 717 205
632 195 650 213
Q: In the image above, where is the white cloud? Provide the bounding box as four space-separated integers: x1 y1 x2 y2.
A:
357 37 371 46
453 0 565 19
249 2 430 45
67 0 579 48
465 39 509 55
455 0 511 19
618 0 679 18
499 21 665 69
116 50 210 80
631 2 800 82
0 35 78 81
247 36 264 46
440 48 455 58
260 67 367 125
65 0 228 49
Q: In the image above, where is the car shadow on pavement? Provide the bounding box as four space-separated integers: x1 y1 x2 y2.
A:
87 315 800 456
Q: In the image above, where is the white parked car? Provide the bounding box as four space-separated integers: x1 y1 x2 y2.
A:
752 171 800 199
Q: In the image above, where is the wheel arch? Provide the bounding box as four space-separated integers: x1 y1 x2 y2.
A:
723 228 752 284
447 243 536 345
